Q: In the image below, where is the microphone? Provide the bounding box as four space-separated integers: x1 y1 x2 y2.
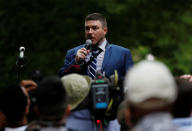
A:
16 46 26 68
78 39 93 65
19 46 25 59
84 39 92 50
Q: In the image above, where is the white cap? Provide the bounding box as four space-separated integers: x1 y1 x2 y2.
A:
124 60 177 109
61 73 91 110
146 53 155 61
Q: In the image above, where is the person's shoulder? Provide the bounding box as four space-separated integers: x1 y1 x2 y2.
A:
26 121 75 131
109 43 131 52
25 121 41 131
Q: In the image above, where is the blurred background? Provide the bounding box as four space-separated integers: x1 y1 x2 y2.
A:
0 0 192 87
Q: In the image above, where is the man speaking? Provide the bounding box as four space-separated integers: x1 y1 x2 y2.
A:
59 12 133 131
59 12 133 79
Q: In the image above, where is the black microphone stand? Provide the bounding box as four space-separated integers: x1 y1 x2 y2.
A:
16 46 28 83
16 58 24 83
16 50 28 83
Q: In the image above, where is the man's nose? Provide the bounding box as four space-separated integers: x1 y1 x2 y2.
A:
88 28 93 33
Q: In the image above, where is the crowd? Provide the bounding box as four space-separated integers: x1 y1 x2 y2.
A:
0 12 192 131
1 60 192 131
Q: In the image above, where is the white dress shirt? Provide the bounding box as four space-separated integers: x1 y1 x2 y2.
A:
85 38 106 73
96 39 106 72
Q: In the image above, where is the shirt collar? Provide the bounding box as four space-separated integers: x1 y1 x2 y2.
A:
98 38 107 51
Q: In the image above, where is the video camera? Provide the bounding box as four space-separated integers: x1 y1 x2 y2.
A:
89 71 124 122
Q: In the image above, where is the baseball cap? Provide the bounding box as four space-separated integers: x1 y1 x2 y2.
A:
61 73 91 110
124 60 177 109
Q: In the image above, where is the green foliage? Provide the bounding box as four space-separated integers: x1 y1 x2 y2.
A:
0 0 192 88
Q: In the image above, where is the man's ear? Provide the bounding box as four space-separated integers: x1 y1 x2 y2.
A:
25 100 30 115
125 107 132 128
0 110 7 128
65 104 71 117
33 105 40 117
104 27 108 35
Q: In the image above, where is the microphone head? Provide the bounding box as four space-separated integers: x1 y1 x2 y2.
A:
85 39 92 45
19 46 25 52
84 39 93 50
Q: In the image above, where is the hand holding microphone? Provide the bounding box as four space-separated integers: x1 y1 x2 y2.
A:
75 39 92 64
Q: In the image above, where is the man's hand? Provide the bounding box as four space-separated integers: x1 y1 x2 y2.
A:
20 80 37 92
180 74 192 82
75 48 90 63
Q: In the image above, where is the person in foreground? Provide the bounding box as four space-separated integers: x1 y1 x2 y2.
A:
0 84 30 131
26 76 72 131
172 76 192 131
124 60 179 131
61 73 93 131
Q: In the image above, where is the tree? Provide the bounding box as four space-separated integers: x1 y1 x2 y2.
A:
0 0 191 88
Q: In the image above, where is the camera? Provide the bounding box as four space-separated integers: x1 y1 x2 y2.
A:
90 71 124 121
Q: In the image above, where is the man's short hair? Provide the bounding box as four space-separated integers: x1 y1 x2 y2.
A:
0 84 28 122
172 77 192 118
36 76 68 121
85 12 107 28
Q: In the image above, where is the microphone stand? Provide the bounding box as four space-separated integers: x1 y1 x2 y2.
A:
16 46 27 83
16 57 28 83
16 58 24 83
